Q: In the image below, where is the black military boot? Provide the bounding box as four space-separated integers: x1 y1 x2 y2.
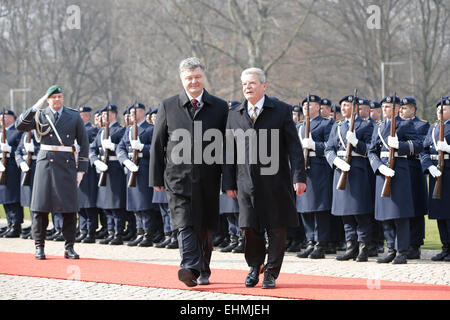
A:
286 239 303 253
336 240 358 261
296 241 315 258
407 245 421 259
325 242 337 254
138 230 154 247
152 229 164 244
367 241 379 257
309 242 326 259
155 232 172 248
64 244 80 259
35 246 46 260
4 224 21 238
123 227 136 242
95 227 108 239
128 229 144 247
81 230 96 243
376 248 396 263
220 235 238 252
213 234 226 247
0 223 11 237
0 225 7 236
109 230 124 245
218 236 230 248
431 243 449 261
75 230 88 243
232 237 245 253
166 231 179 249
392 251 408 264
356 242 369 262
99 230 115 244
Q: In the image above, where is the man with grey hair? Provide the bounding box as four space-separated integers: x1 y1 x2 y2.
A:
150 57 228 287
223 67 307 289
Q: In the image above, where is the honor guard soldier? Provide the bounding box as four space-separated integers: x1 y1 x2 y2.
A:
292 105 303 124
117 102 162 247
16 85 89 259
296 94 334 259
151 188 178 249
219 185 243 253
320 98 333 121
0 110 24 238
368 95 420 264
399 97 430 259
14 129 41 239
90 104 127 245
370 101 383 124
420 97 450 262
75 106 100 244
331 105 342 122
325 95 375 261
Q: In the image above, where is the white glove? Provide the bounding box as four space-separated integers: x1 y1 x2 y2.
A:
24 141 35 153
77 172 85 187
123 159 138 172
388 135 399 149
0 143 11 153
19 162 30 172
101 137 115 152
130 139 144 151
428 165 442 178
333 157 351 172
301 137 316 151
0 161 5 172
379 164 395 177
346 131 358 148
436 140 450 153
31 94 48 111
94 160 108 172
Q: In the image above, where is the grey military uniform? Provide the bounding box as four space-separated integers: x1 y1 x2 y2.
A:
15 106 89 213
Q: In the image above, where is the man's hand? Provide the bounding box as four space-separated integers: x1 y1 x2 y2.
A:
19 162 30 172
379 164 395 177
101 137 115 152
94 160 108 172
346 131 358 148
428 165 442 178
153 186 165 191
32 94 48 111
436 140 450 153
130 139 144 151
123 159 138 172
77 172 85 187
0 142 11 153
333 157 351 172
24 141 35 153
301 137 316 151
388 135 399 150
294 182 307 196
226 190 237 199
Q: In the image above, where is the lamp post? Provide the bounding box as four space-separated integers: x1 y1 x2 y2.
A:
10 88 31 113
381 61 406 98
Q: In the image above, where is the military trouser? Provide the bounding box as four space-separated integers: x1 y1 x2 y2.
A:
78 208 99 232
177 226 213 277
437 219 450 244
382 218 410 252
341 214 372 243
32 211 77 249
3 203 23 225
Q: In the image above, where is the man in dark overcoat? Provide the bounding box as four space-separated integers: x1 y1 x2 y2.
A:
15 85 89 259
149 57 228 287
223 67 307 289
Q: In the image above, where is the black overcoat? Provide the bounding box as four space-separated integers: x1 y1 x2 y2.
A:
149 90 228 233
222 96 306 230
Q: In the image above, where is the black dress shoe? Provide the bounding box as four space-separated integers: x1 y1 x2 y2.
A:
355 242 369 262
81 231 96 244
392 252 408 264
64 247 80 259
245 265 263 287
407 246 421 259
178 268 198 287
261 272 276 289
309 244 326 259
35 247 46 260
431 245 449 261
336 241 358 261
232 239 244 253
197 273 210 285
155 235 171 248
296 241 315 258
376 249 396 263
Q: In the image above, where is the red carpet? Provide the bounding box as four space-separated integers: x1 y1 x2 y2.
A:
0 251 449 300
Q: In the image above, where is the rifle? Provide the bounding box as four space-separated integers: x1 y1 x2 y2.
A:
98 105 110 187
21 131 33 186
381 93 397 197
128 104 139 187
0 111 7 185
304 94 311 170
432 97 445 199
336 89 358 190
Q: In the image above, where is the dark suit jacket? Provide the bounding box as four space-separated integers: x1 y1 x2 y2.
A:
222 95 306 230
149 89 228 233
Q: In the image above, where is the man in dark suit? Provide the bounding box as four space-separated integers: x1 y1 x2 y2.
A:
223 67 307 289
15 85 89 259
149 57 228 287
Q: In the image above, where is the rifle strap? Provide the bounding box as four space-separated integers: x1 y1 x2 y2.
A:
337 124 347 151
432 126 437 150
378 127 389 150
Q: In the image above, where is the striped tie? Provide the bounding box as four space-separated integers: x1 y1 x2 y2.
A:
251 105 258 122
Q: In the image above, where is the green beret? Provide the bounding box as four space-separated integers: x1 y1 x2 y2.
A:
46 85 63 97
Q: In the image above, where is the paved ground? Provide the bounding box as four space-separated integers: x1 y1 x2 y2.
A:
0 220 449 300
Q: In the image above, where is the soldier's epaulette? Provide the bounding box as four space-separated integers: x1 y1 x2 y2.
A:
65 107 79 112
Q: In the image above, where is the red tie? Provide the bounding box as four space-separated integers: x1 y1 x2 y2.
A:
192 99 199 112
